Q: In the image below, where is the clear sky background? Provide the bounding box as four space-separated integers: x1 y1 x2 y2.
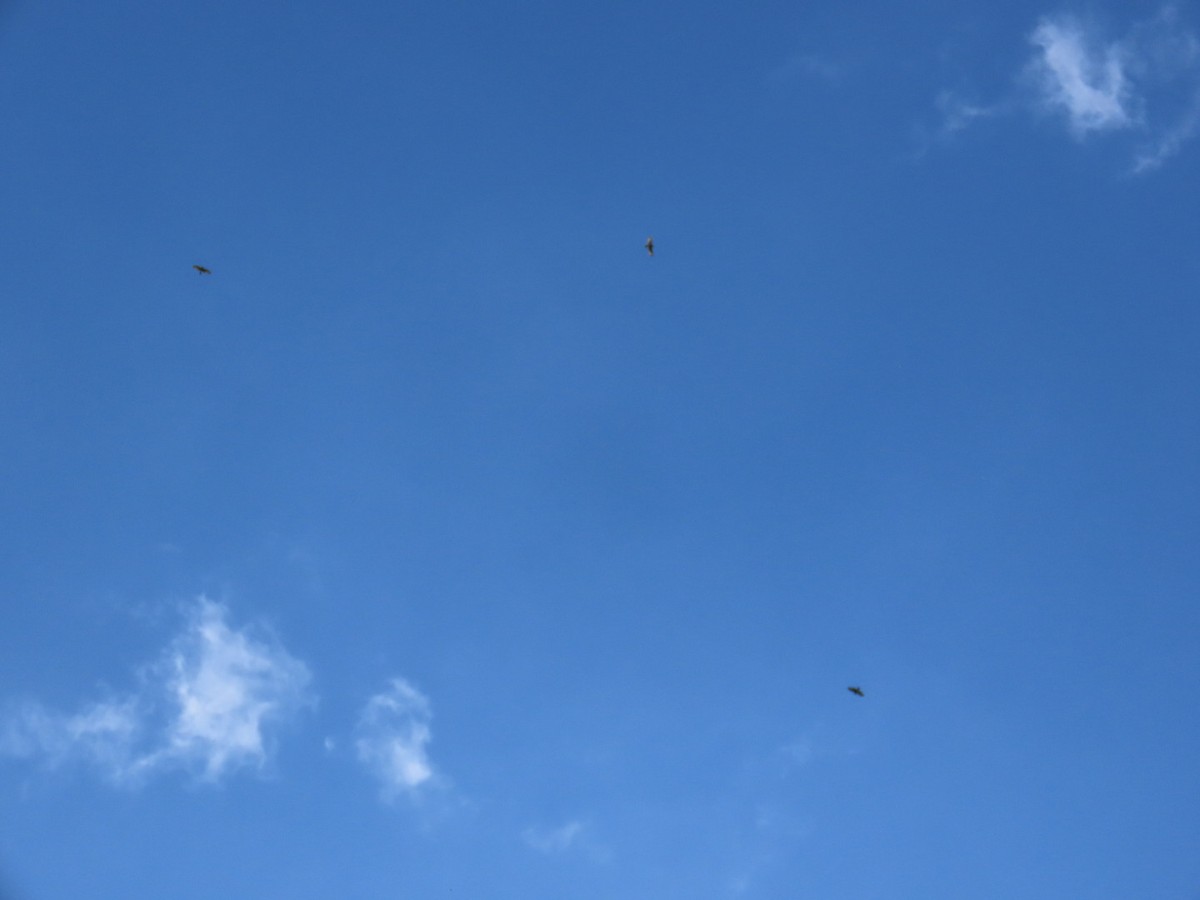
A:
1 1 1199 897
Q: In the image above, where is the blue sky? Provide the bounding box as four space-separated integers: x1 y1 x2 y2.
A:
2 1 1199 897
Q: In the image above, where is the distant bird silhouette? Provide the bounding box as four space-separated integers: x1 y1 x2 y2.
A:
848 686 864 697
645 236 654 257
192 264 212 275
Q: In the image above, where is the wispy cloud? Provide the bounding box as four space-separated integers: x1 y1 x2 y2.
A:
935 91 1002 137
779 737 814 770
354 678 439 800
1 598 313 785
930 6 1200 172
911 92 1005 159
722 738 823 897
147 599 313 779
522 818 611 863
769 51 843 85
1128 7 1200 170
1134 87 1200 170
1 698 143 774
522 820 584 854
1027 16 1135 135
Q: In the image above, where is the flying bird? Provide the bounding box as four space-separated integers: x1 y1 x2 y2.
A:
644 236 654 257
192 264 212 275
848 686 864 697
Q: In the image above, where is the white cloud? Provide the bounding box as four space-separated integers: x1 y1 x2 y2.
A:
1127 6 1200 79
1134 87 1200 170
769 52 842 85
148 598 313 779
1027 16 1135 135
522 820 584 854
1 597 313 785
911 92 1004 160
1 698 142 776
354 678 438 799
779 737 814 769
932 8 1200 171
936 91 1001 136
522 819 611 863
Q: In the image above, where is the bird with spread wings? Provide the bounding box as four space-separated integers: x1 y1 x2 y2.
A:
848 686 864 697
192 264 212 275
644 237 654 257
